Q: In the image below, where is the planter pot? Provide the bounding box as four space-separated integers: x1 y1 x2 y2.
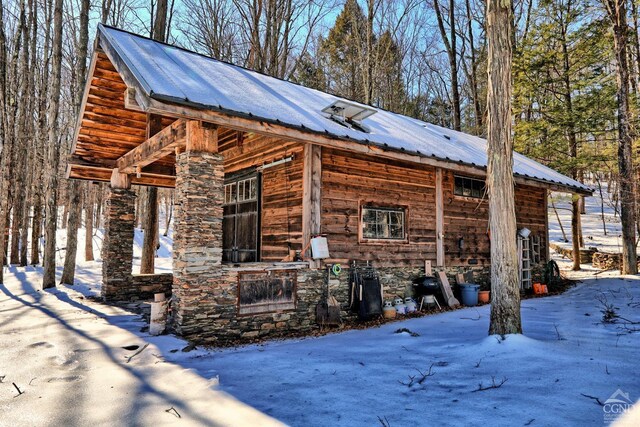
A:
478 290 490 304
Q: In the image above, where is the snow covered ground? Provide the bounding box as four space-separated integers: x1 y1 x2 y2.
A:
1 189 640 426
1 261 639 426
549 188 634 255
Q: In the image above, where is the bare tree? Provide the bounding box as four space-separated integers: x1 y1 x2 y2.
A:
603 0 638 275
85 184 94 261
42 0 64 289
486 0 521 335
61 0 90 285
432 0 461 131
140 0 168 274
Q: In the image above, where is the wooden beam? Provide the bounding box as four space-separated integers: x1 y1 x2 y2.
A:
67 164 176 188
186 120 218 152
67 155 175 176
302 144 322 265
116 119 186 174
435 168 444 267
124 87 147 112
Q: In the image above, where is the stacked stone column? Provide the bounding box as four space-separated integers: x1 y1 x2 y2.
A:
102 187 136 301
171 150 226 339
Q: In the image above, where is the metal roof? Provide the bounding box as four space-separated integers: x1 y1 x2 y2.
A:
98 24 592 194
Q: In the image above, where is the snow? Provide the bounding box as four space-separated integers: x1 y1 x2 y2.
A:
549 187 638 255
2 259 640 425
2 190 639 426
97 24 590 194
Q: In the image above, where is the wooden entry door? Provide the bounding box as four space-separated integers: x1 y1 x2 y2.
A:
223 172 260 263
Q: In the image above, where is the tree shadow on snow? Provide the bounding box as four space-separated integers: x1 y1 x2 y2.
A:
0 280 244 426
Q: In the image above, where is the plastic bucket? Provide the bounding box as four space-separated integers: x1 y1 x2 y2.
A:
459 283 480 306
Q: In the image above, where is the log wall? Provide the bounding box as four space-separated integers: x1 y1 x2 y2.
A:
320 149 548 267
320 148 437 266
219 133 304 262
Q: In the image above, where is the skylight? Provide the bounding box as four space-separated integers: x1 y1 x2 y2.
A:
321 100 377 133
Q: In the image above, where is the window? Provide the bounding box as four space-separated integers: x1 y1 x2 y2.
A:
361 206 406 240
224 177 257 205
454 175 486 198
223 174 259 263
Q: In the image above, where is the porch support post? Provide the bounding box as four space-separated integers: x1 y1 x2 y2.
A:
171 121 224 337
102 168 136 301
302 144 322 267
435 168 445 267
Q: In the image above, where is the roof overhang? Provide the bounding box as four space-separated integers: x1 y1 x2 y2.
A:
67 25 593 196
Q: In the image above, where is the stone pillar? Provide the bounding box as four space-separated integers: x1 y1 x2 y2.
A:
102 187 136 301
171 150 225 337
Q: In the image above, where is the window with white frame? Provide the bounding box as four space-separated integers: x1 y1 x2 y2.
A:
361 206 406 240
224 177 257 205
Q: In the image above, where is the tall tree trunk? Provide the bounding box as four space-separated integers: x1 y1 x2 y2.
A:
605 0 638 275
60 181 82 284
152 0 168 41
433 0 461 131
30 192 41 265
8 0 27 266
558 1 582 271
85 183 94 261
61 0 89 283
465 0 482 134
140 6 169 274
140 116 163 274
486 0 521 335
163 190 173 236
42 0 64 289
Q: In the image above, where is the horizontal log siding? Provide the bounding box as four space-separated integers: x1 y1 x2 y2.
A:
442 171 490 266
220 133 304 262
320 153 548 267
442 170 548 266
320 148 437 267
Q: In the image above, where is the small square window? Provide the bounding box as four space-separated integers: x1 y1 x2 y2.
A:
454 176 486 199
361 206 405 240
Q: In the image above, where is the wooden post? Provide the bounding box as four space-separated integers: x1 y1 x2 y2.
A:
186 120 218 153
544 189 550 262
435 168 444 267
110 168 131 189
302 144 322 266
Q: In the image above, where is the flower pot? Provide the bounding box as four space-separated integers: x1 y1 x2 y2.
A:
478 290 490 304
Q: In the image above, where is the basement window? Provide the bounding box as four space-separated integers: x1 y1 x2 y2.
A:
454 175 486 199
361 206 406 240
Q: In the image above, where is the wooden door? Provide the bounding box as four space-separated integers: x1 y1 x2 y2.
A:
223 172 260 263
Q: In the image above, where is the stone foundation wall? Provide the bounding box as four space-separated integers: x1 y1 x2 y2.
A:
130 274 173 299
175 263 491 345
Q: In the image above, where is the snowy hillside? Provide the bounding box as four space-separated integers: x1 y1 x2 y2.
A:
549 186 634 255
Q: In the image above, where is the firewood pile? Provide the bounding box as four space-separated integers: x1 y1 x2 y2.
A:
592 252 622 271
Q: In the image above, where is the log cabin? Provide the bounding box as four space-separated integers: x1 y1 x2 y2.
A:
68 25 592 344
